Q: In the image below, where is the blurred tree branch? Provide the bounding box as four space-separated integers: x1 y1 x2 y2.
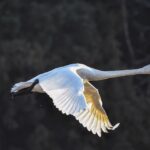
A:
121 0 135 64
135 0 150 8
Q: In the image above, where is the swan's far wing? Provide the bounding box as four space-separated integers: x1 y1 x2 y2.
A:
39 69 87 115
75 81 119 137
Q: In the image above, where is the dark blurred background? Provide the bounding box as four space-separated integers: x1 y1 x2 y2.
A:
0 0 150 150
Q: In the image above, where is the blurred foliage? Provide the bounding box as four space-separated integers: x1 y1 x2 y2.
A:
0 0 150 150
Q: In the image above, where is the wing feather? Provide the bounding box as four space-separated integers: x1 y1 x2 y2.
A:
39 69 87 115
38 68 119 137
75 81 119 137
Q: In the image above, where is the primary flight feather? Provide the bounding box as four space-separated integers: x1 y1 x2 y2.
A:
11 63 150 137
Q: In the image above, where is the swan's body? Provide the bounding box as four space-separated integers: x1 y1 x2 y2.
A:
11 63 150 137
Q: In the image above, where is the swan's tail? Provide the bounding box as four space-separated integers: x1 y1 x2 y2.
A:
11 82 32 93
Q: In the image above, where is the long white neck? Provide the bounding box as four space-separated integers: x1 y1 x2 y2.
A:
79 64 150 81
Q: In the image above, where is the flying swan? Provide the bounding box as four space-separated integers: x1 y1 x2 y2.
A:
11 63 150 137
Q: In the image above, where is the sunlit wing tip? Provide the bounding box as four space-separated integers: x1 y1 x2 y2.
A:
75 110 120 137
97 132 101 137
74 81 121 137
112 123 120 130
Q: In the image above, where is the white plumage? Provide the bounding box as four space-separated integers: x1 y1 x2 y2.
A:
11 63 150 137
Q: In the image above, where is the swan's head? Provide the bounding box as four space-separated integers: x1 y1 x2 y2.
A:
141 64 150 74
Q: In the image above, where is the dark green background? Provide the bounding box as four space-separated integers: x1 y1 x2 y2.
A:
0 0 150 150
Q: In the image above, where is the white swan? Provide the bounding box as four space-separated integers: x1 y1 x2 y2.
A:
11 63 150 137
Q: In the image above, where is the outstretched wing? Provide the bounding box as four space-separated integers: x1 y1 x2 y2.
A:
39 69 87 115
75 81 119 137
